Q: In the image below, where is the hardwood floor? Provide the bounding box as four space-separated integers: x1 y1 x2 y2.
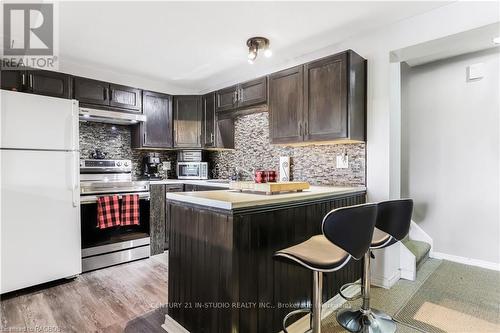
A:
1 253 169 333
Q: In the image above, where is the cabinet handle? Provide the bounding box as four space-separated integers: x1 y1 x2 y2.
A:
29 74 33 89
144 132 147 143
233 91 237 104
238 88 242 101
304 121 308 135
22 73 26 87
299 122 303 136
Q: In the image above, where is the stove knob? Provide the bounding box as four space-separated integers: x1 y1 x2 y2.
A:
117 161 122 166
124 161 129 167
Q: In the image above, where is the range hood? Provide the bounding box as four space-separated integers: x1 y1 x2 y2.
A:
79 107 146 125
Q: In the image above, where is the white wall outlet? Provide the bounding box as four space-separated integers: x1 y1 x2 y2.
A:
336 154 348 169
467 63 483 81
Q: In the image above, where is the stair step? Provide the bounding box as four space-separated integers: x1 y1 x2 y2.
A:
402 239 431 270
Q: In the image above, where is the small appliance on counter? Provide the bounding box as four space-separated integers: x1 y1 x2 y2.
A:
90 148 108 160
177 150 208 180
279 156 291 182
142 152 161 180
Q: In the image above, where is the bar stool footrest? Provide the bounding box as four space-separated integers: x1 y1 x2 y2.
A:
283 308 312 333
339 282 362 301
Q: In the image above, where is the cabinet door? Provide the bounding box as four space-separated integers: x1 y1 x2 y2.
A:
215 85 238 112
215 117 235 149
173 95 202 148
238 77 267 109
27 70 71 99
268 66 304 144
1 70 25 91
74 77 110 106
142 91 173 148
304 53 347 141
203 93 216 147
109 84 142 111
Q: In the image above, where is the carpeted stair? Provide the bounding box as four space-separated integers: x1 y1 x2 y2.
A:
402 237 431 271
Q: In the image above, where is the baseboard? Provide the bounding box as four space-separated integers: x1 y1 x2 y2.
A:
162 314 190 333
431 252 500 271
371 269 401 289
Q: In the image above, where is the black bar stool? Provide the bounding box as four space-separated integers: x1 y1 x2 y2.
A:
336 199 414 333
274 203 378 333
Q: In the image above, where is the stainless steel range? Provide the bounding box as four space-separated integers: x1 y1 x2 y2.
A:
80 159 150 272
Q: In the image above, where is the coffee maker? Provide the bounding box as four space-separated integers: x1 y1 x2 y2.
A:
142 153 161 179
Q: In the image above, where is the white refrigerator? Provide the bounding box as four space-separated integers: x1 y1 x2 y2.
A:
1 90 81 293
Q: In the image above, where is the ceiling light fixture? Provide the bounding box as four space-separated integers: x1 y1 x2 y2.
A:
246 37 271 64
494 37 500 44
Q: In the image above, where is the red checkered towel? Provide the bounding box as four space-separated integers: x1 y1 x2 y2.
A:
97 195 121 229
120 194 140 226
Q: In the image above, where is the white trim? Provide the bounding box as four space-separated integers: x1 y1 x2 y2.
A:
370 269 401 289
431 252 500 271
399 243 416 281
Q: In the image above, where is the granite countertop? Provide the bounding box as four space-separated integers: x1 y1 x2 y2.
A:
166 185 366 210
148 179 230 188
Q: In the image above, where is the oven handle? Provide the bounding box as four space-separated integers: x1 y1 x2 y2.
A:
80 192 150 204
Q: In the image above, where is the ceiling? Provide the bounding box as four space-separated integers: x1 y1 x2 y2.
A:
58 1 451 93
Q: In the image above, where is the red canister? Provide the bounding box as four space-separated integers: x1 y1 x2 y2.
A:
255 170 267 183
266 170 277 182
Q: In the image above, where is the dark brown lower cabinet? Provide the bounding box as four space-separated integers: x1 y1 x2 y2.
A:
164 184 184 249
167 192 366 332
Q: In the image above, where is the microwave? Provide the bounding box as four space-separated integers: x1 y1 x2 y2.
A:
177 162 208 180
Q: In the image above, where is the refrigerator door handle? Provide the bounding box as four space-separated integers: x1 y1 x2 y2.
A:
72 152 79 207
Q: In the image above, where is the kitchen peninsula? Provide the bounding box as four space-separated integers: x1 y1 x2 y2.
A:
164 186 366 332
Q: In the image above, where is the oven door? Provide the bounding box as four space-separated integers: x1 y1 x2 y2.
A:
80 192 149 250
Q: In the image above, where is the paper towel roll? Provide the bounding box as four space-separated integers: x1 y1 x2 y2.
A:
279 156 290 182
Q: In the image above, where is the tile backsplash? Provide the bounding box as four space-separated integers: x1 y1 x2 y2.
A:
209 112 365 186
79 111 365 186
79 122 177 178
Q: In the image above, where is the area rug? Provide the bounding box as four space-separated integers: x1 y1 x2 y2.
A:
394 260 500 333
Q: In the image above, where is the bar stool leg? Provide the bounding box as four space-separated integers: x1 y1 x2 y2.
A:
312 271 323 333
336 251 396 333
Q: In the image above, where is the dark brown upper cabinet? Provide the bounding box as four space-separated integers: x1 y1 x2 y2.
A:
109 84 142 112
238 77 267 109
303 53 347 141
132 91 173 149
74 77 142 112
269 50 366 144
215 85 238 112
215 76 267 113
203 93 216 148
269 66 304 144
1 69 71 99
215 116 235 149
73 77 109 106
1 70 25 92
204 92 235 149
173 95 202 148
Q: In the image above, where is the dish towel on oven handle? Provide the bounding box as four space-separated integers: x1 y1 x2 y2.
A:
97 195 121 229
120 194 140 226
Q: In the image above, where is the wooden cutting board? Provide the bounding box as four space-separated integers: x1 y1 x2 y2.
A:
229 181 310 195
